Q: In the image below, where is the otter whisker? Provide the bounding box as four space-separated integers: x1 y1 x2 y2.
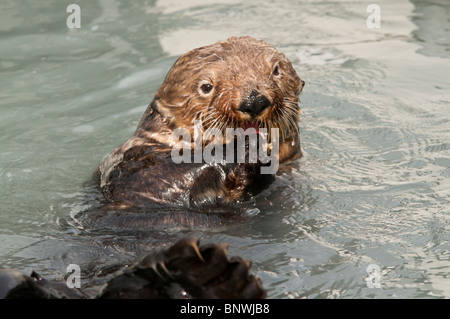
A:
285 109 300 138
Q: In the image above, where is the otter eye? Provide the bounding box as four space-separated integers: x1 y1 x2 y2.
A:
273 65 280 76
200 83 213 94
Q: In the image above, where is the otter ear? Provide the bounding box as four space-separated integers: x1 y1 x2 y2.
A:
151 98 174 120
293 75 304 96
134 98 173 133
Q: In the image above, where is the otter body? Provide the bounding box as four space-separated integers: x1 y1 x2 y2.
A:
97 36 305 224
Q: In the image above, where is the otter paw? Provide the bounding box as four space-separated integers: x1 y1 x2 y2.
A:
97 237 266 299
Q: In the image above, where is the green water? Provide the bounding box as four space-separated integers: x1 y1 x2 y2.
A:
0 0 449 298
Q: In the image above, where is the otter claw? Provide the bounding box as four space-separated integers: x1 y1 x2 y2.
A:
158 262 173 279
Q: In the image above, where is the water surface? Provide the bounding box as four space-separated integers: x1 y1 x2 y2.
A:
0 0 449 298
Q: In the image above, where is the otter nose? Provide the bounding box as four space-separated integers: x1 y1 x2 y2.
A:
238 89 271 116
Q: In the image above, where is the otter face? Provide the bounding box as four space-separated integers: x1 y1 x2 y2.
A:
152 36 305 161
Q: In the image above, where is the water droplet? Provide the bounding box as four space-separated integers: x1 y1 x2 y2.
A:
245 208 260 217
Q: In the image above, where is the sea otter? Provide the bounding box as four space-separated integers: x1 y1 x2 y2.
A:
95 36 305 227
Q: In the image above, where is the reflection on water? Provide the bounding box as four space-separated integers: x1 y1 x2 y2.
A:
0 0 449 298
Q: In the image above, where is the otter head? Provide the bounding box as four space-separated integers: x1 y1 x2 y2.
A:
144 36 305 162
